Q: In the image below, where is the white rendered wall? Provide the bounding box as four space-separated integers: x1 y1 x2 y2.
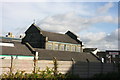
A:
0 43 14 47
0 55 34 60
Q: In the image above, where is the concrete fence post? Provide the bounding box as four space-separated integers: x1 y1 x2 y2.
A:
101 62 103 74
86 59 89 78
10 56 13 74
113 63 115 72
71 58 75 75
33 51 38 73
53 57 58 76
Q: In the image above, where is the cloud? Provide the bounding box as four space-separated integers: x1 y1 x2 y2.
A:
2 2 117 36
2 2 91 36
90 16 118 24
105 28 119 41
80 32 106 42
81 28 119 50
97 2 114 14
36 12 117 33
2 2 118 50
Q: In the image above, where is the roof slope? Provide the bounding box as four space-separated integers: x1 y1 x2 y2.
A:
41 31 79 44
35 48 100 62
1 42 34 56
0 38 33 56
83 48 97 52
26 24 80 44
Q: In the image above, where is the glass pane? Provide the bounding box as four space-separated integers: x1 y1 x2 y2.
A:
59 44 64 51
76 46 81 52
71 46 75 51
46 43 52 50
66 45 70 51
53 44 58 50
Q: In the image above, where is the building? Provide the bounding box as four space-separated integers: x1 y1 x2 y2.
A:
6 32 15 38
83 48 99 55
0 37 34 60
0 23 101 62
97 50 120 63
21 23 100 62
22 24 83 52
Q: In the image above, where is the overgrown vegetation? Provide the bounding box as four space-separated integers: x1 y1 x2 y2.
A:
1 67 120 80
0 67 80 80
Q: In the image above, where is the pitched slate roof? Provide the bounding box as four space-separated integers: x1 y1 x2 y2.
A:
41 31 79 44
1 42 34 56
83 48 97 52
28 24 81 44
97 51 106 57
35 48 100 62
0 38 34 56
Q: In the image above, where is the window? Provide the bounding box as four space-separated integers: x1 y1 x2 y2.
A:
76 46 81 52
66 45 70 51
53 44 58 50
71 45 75 52
59 44 64 51
46 43 52 50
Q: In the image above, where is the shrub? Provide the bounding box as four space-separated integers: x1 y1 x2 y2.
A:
0 67 80 80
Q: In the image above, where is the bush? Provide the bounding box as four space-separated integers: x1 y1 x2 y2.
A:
0 67 80 80
1 67 119 80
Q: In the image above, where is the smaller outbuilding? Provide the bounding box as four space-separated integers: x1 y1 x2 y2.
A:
0 37 34 60
97 50 120 63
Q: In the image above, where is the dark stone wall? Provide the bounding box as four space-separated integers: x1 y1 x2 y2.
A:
25 24 40 34
22 24 46 48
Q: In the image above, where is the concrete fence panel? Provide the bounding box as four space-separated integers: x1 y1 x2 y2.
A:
0 59 118 78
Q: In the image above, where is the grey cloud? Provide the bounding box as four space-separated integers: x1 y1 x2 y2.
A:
36 12 117 34
105 29 119 42
81 28 120 50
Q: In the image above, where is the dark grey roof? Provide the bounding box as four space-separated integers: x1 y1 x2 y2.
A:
83 48 97 52
24 24 81 44
35 48 100 62
41 31 79 44
1 38 34 56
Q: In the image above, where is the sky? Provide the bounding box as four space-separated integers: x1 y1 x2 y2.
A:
0 1 119 51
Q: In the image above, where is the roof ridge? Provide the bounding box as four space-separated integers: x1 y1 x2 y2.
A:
41 30 65 35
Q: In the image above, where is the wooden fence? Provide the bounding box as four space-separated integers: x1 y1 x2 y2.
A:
0 56 118 78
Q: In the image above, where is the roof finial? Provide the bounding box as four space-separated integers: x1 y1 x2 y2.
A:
33 19 35 24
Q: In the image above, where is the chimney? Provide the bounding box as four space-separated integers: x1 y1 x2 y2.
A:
6 32 15 38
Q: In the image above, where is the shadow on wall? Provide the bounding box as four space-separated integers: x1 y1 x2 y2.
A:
0 56 118 79
65 58 118 78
